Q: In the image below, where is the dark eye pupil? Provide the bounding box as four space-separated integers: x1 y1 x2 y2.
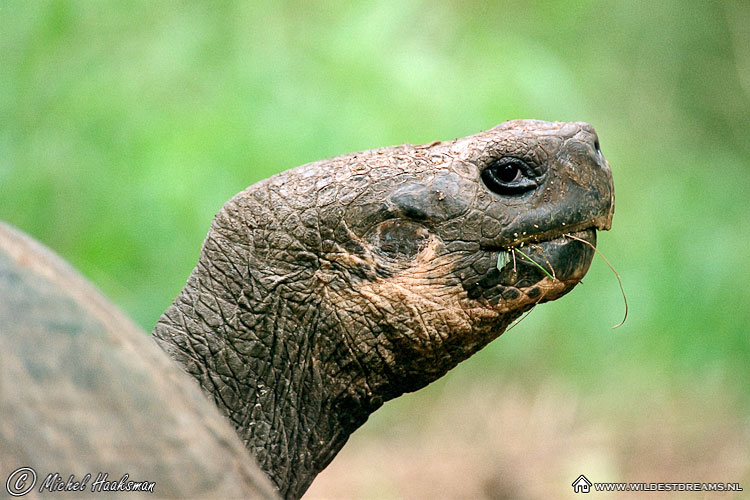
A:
498 163 521 183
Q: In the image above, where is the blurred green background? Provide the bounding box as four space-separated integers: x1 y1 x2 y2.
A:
2 1 749 497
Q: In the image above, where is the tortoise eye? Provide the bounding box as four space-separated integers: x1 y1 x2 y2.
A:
481 157 536 195
495 162 523 183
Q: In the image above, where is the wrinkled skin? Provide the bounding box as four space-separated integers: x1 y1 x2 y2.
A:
153 120 614 499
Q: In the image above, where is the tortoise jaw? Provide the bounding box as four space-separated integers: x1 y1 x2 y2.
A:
464 229 597 305
493 229 597 290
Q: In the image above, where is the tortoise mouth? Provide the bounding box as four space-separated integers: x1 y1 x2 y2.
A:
470 227 596 307
498 229 596 284
471 229 597 302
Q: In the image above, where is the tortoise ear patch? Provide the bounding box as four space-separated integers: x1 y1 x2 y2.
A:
366 219 430 261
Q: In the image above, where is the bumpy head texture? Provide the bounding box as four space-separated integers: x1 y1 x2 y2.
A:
153 119 614 499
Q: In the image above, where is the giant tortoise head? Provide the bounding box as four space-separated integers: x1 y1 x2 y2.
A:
2 120 613 499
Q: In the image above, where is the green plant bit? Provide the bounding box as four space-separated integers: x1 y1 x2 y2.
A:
513 247 556 281
496 250 510 271
531 243 557 280
564 232 628 329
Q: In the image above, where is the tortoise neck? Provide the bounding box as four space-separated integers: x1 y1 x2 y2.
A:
152 234 383 499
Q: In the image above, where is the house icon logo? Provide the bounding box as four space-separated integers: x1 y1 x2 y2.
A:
572 474 592 493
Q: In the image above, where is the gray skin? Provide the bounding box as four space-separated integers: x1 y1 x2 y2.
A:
153 119 614 499
0 223 278 499
1 120 613 500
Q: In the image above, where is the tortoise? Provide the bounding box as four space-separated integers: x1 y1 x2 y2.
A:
1 120 614 499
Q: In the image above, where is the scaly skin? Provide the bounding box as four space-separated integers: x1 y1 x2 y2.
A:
153 120 614 499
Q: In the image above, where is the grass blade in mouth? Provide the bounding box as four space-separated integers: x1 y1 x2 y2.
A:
497 250 511 271
513 247 556 281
